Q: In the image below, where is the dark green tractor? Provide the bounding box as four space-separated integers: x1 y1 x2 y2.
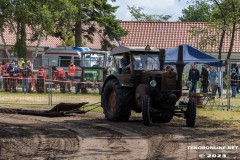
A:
75 51 107 94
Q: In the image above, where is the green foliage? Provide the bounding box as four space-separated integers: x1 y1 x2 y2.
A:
128 5 171 22
179 1 212 22
1 0 125 55
185 0 240 60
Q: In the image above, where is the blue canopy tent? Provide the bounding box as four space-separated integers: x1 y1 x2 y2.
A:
165 44 223 67
166 44 224 105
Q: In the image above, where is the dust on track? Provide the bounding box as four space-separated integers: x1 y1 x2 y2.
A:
0 109 239 160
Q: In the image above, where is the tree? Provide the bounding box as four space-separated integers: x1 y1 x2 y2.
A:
128 5 171 22
206 0 240 60
0 0 12 58
0 0 125 58
182 0 240 61
53 0 127 50
179 1 212 22
0 0 75 58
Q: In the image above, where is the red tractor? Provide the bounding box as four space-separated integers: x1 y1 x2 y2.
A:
35 67 47 93
52 66 68 93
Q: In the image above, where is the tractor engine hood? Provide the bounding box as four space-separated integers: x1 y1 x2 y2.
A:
140 70 177 91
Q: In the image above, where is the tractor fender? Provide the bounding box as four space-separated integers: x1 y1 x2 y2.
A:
101 75 121 94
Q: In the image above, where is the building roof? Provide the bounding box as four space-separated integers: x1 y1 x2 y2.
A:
0 27 62 48
1 21 240 57
119 21 240 54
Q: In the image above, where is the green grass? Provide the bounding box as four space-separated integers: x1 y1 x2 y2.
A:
197 107 240 126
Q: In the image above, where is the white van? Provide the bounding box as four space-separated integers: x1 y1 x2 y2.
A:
42 46 92 69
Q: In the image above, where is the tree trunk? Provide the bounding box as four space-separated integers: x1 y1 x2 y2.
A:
213 0 226 60
0 29 11 59
15 22 27 58
75 20 82 47
226 22 236 60
218 29 225 60
33 35 42 58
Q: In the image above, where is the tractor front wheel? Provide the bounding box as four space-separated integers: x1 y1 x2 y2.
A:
102 79 132 121
142 95 152 126
185 98 196 127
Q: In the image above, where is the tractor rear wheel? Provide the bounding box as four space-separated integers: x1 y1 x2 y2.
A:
102 79 132 121
81 87 88 94
142 95 152 126
60 82 66 93
185 98 196 127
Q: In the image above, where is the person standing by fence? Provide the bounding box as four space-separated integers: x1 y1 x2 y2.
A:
22 63 32 94
216 68 222 98
0 62 3 90
231 68 238 98
235 64 240 93
209 66 218 94
201 65 209 93
7 62 19 92
188 63 200 94
68 61 76 92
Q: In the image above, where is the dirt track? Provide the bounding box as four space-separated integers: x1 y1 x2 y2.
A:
0 110 239 160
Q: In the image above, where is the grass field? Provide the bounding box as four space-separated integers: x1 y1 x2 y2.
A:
197 107 240 126
0 91 101 109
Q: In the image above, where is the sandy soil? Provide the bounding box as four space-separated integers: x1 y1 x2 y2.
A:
0 110 239 160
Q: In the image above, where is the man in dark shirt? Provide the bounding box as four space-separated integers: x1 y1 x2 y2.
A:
22 63 32 94
188 63 200 94
231 68 238 97
7 62 19 92
201 65 209 93
120 52 130 74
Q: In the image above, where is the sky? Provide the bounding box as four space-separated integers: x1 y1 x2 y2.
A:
108 0 191 22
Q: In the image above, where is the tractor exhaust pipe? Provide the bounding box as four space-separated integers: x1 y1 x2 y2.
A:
159 49 165 71
176 45 185 99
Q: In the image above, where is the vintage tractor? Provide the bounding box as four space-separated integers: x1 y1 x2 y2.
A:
52 66 68 93
35 67 47 93
101 45 196 127
75 51 108 94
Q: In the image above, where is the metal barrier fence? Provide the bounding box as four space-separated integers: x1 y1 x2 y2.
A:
0 57 101 107
0 57 239 109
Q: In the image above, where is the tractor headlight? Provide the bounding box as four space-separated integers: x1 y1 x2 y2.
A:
150 80 157 87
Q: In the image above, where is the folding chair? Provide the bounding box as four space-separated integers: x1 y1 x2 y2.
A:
203 85 218 108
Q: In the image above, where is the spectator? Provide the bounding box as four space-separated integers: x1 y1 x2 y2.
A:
209 66 218 94
2 62 9 91
26 60 33 70
22 63 32 94
68 61 76 92
18 58 25 68
231 68 238 98
7 62 19 92
201 65 209 93
0 62 3 89
188 63 200 94
108 61 118 75
236 64 240 93
216 68 222 98
120 52 130 74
